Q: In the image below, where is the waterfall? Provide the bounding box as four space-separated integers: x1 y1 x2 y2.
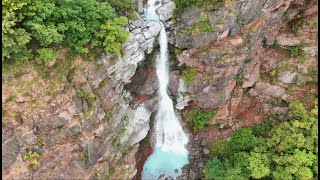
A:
155 23 189 155
142 0 189 179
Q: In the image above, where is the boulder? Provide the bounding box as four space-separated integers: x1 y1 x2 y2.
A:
277 71 298 84
276 33 301 46
253 82 286 99
157 1 176 22
193 80 236 108
144 21 161 39
120 104 151 146
161 0 170 4
168 70 180 95
189 170 197 180
2 137 20 171
302 46 318 56
67 97 83 116
132 28 142 35
203 148 210 155
242 57 261 88
180 7 202 26
136 0 144 14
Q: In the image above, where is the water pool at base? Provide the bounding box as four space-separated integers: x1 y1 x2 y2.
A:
142 146 189 179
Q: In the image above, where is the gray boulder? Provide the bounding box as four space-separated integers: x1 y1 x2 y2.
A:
277 71 298 84
157 1 176 22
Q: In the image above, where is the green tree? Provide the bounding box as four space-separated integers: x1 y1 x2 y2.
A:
94 16 129 56
247 152 271 178
2 12 32 63
106 0 136 19
22 0 116 53
203 102 318 180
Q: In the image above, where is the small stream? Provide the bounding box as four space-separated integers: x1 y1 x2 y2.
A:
141 0 189 179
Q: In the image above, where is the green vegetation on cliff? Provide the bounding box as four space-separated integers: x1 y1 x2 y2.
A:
173 0 225 18
203 102 318 180
182 68 197 85
183 107 218 131
2 0 132 64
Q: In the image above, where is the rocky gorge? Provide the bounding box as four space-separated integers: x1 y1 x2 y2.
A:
2 0 318 179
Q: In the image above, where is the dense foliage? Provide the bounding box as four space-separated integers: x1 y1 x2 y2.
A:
204 102 318 180
2 0 131 64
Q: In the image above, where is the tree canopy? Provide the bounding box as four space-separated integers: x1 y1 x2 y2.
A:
2 0 133 63
204 102 318 180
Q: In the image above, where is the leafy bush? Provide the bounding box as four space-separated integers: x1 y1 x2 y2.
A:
106 0 136 19
182 68 197 85
183 107 217 131
228 128 257 151
210 140 233 158
186 16 213 34
290 44 308 64
235 74 244 85
76 90 95 100
35 48 58 64
23 150 40 161
204 153 251 180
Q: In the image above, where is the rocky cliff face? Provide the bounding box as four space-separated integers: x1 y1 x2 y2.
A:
173 0 318 179
2 0 175 179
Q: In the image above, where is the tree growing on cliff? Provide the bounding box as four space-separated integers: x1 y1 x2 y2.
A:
2 0 130 64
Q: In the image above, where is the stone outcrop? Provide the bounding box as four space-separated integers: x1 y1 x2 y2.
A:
175 0 284 49
174 0 318 179
175 0 293 109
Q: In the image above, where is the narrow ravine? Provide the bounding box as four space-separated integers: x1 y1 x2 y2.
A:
141 0 189 179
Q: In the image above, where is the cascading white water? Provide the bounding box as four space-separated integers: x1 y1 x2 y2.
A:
155 23 189 155
142 0 189 179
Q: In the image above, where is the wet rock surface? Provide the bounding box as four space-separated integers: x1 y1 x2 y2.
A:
176 135 209 180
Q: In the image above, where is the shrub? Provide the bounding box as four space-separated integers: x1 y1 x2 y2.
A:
185 16 213 34
182 68 197 85
107 0 136 19
183 107 217 131
290 44 308 64
235 74 244 85
229 128 256 151
210 140 233 158
252 120 273 137
76 90 95 101
23 150 40 161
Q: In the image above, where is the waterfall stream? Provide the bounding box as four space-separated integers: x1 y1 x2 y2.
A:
142 0 189 179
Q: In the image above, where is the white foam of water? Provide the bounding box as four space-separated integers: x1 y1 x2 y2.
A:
142 0 189 179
